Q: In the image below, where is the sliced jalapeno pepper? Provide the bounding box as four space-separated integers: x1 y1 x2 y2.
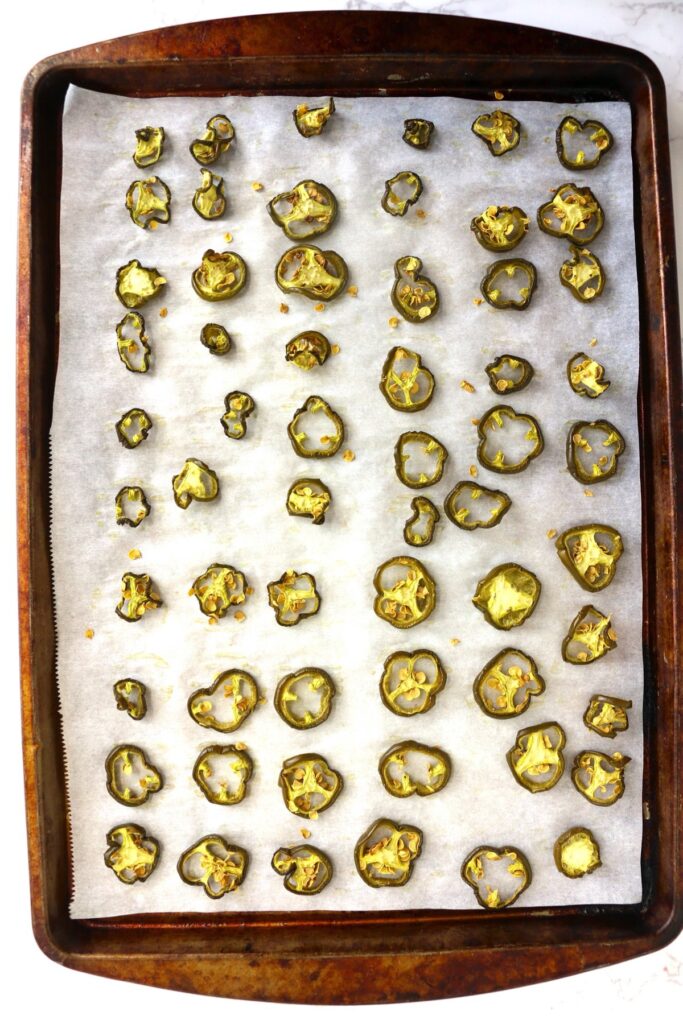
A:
221 391 254 440
115 312 151 373
560 245 605 301
355 818 423 888
177 835 248 898
477 405 544 474
572 750 630 806
556 524 623 592
115 485 150 527
378 741 451 798
485 354 534 394
279 753 342 818
113 678 147 720
403 118 434 149
192 249 247 301
133 126 165 168
115 259 166 309
473 562 541 630
267 569 321 626
274 667 335 729
373 555 436 629
473 648 545 718
444 480 511 531
190 564 247 621
287 395 344 458
584 694 632 738
553 827 602 878
380 346 435 412
268 180 337 239
293 98 335 137
189 115 235 165
404 496 440 546
276 244 348 302
104 823 160 884
538 183 604 243
200 322 231 356
193 744 253 805
188 668 260 733
394 430 448 488
115 408 152 449
567 420 625 483
380 649 446 716
562 604 617 664
272 844 333 895
567 352 610 398
481 258 537 310
471 205 529 252
172 458 219 508
193 170 226 219
115 572 162 622
125 176 171 229
472 110 520 156
105 744 163 806
286 478 332 524
507 721 566 793
461 845 532 908
285 330 330 370
556 116 613 171
382 171 423 217
392 255 439 322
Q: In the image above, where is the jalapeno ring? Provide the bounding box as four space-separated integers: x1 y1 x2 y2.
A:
172 458 219 509
115 312 151 373
193 744 253 805
200 322 231 356
268 180 337 240
192 249 247 301
461 845 532 908
105 823 160 884
221 391 255 440
380 649 446 716
355 818 423 888
392 255 440 322
285 330 331 370
444 481 511 531
473 648 545 718
113 678 147 720
380 346 435 412
274 667 335 729
567 352 610 398
115 485 150 528
193 170 226 219
471 205 529 252
188 669 260 733
562 604 617 664
293 98 335 137
115 572 162 622
125 176 171 229
556 524 623 592
190 564 247 621
507 721 566 793
286 478 332 524
115 408 152 449
278 753 342 818
272 844 333 895
403 118 434 149
583 694 632 739
177 835 248 898
473 562 541 631
133 126 165 169
538 183 604 243
485 354 534 395
373 555 436 629
267 569 321 626
572 750 630 806
567 420 625 483
105 744 163 806
381 171 424 217
404 496 440 546
378 741 451 798
287 395 344 458
477 405 544 474
394 430 448 488
481 258 537 310
556 116 613 171
560 245 605 302
553 827 602 878
115 259 166 309
276 244 348 302
189 115 235 165
472 110 520 156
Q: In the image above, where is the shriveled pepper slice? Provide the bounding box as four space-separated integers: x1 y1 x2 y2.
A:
274 667 336 729
378 741 451 798
572 750 630 805
125 176 171 229
382 171 423 217
104 823 160 884
113 678 147 720
286 331 330 370
477 405 544 474
471 205 529 252
394 430 448 488
276 244 348 302
404 496 440 546
105 744 163 806
115 259 166 309
403 118 434 149
116 408 153 449
472 110 520 156
133 126 165 168
461 845 531 908
567 420 625 483
380 649 446 716
392 255 439 322
473 648 545 718
200 322 231 356
485 354 534 395
172 458 219 508
272 844 333 895
287 395 344 458
189 114 235 165
293 98 335 137
473 562 541 630
286 478 332 524
279 753 342 818
444 480 511 531
355 818 423 888
188 668 259 733
373 555 436 629
481 258 537 310
116 312 150 373
190 564 247 621
267 569 321 626
115 485 150 528
554 827 602 878
192 249 247 301
507 721 566 793
193 170 226 219
567 352 611 398
221 391 255 439
556 116 613 171
268 180 337 239
380 346 435 412
538 183 604 243
562 605 617 664
116 572 162 622
583 694 632 739
556 524 623 592
193 744 253 805
560 245 605 301
177 835 248 898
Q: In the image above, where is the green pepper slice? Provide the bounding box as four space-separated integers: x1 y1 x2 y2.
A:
404 496 440 546
461 845 532 908
268 180 337 239
188 669 260 733
572 750 630 806
583 694 632 739
200 322 231 356
403 118 434 149
285 331 330 370
380 649 446 716
287 395 344 458
177 835 248 898
115 259 166 308
115 408 153 449
381 171 424 217
274 667 335 729
472 110 520 155
553 827 602 878
444 480 511 531
113 678 147 720
373 555 437 629
481 258 537 310
567 420 625 483
473 648 545 718
355 818 423 888
392 255 439 322
567 352 610 397
125 176 171 229
286 478 332 524
193 744 253 805
471 205 529 252
115 572 162 622
221 391 255 439
507 721 566 793
267 569 321 626
172 458 219 508
114 485 150 527
104 823 160 884
556 116 613 171
560 245 605 302
477 405 544 474
485 354 534 395
538 183 604 243
378 741 451 798
192 249 247 301
562 604 617 664
276 244 348 302
193 170 226 219
115 312 151 373
133 126 165 168
473 562 541 630
190 563 247 621
556 524 623 591
272 844 333 895
293 98 335 137
380 346 435 412
279 753 342 818
394 430 448 488
105 744 163 806
189 114 235 165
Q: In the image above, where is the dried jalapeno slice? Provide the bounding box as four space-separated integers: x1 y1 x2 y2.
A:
190 564 247 620
378 741 451 798
200 322 231 356
572 750 630 806
444 481 511 531
189 114 235 165
562 605 617 664
172 458 219 508
274 667 335 729
556 116 613 170
471 205 529 252
404 496 440 546
567 420 625 483
461 845 532 909
115 259 166 309
116 408 152 449
392 255 439 322
285 331 330 370
188 669 260 733
560 245 605 301
221 391 255 439
287 395 344 458
473 648 545 718
193 170 226 219
177 835 248 898
115 312 151 373
268 180 337 239
477 405 544 474
193 744 253 805
382 171 423 217
472 110 520 156
556 524 623 592
276 244 348 302
279 753 342 818
394 430 448 488
125 176 171 229
380 649 446 716
113 678 147 720
373 555 436 629
507 721 566 793
272 844 333 895
133 126 165 168
567 352 610 398
192 249 247 301
267 569 321 626
355 818 423 887
481 258 537 310
116 572 162 622
485 354 534 395
115 485 150 527
538 183 604 243
554 827 602 878
105 744 163 806
286 478 332 524
293 98 335 137
403 118 434 149
584 694 632 739
473 562 541 631
104 823 160 884
380 346 435 412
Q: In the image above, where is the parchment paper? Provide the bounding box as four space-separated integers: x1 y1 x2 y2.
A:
53 87 643 917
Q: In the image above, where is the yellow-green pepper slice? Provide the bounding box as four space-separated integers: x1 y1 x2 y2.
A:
200 322 231 356
471 205 529 251
404 496 440 546
373 555 436 629
286 478 332 525
583 694 632 739
560 245 605 301
481 258 537 310
355 818 423 888
274 667 336 729
472 110 520 155
114 485 150 528
381 171 423 217
285 331 330 370
477 405 544 473
556 116 613 170
572 750 630 806
562 604 617 664
221 391 255 440
125 176 171 229
444 480 511 531
379 649 446 716
287 395 344 458
115 312 150 373
267 569 321 627
132 126 165 168
188 669 260 733
190 563 247 621
473 648 545 718
293 98 335 137
485 354 534 395
392 255 439 322
189 114 235 165
567 420 625 483
268 180 337 239
378 741 451 798
403 118 434 149
192 249 247 301
192 744 253 805
538 183 604 243
553 827 602 878
276 244 348 302
105 744 163 806
104 823 160 884
193 170 226 219
278 753 342 818
115 259 166 308
380 346 435 412
555 523 623 591
115 572 162 622
113 678 147 720
394 430 448 488
461 845 532 908
172 458 219 508
507 721 566 793
472 562 541 630
272 844 333 895
177 835 248 898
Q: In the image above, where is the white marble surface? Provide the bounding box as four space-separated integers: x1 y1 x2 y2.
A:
2 0 682 1018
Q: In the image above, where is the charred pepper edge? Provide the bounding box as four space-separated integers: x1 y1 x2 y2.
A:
381 171 424 217
379 346 436 413
472 562 542 631
404 496 440 546
553 826 602 878
114 485 151 527
555 523 623 592
113 678 148 719
187 669 260 733
271 844 334 895
473 648 546 719
461 845 532 909
378 741 452 798
394 430 449 489
537 183 605 243
476 404 544 474
278 752 343 817
506 720 567 793
566 419 626 484
556 116 614 171
354 817 423 888
443 480 512 531
267 180 338 240
192 743 254 805
105 744 163 807
484 353 535 394
566 351 611 398
379 649 447 717
480 258 537 310
402 118 434 149
470 205 529 252
561 604 617 665
273 667 336 729
104 822 160 884
176 835 249 898
471 110 521 156
583 693 632 738
287 395 345 459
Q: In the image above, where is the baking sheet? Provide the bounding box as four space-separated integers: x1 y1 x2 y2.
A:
52 87 643 917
